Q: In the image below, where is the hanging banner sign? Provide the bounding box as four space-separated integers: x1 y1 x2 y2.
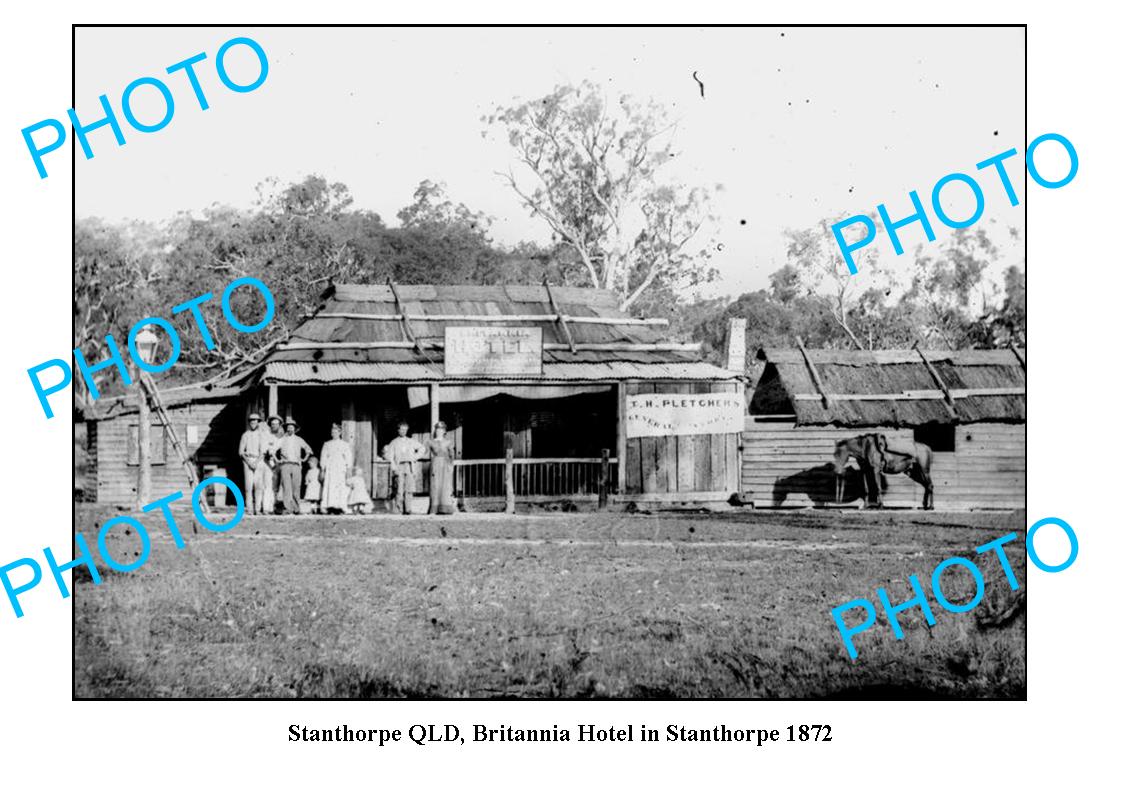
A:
625 392 745 438
444 326 543 376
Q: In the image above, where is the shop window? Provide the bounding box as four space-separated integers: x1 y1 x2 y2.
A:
127 424 168 465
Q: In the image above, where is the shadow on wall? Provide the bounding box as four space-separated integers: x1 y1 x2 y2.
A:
195 401 248 507
772 464 868 507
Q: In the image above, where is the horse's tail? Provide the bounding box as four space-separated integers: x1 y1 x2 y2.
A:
913 441 933 471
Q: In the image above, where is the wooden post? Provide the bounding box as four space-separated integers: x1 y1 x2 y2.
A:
387 279 423 354
267 383 278 418
616 383 628 495
136 369 152 508
598 448 610 510
429 382 441 434
341 398 357 444
914 343 959 419
141 374 204 516
504 431 515 514
795 336 831 409
725 318 747 373
543 280 577 353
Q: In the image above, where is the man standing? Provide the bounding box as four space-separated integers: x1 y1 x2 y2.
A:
276 417 312 515
382 421 427 515
238 412 266 514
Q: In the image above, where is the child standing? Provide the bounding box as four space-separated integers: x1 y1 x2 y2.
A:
346 466 374 514
301 455 322 514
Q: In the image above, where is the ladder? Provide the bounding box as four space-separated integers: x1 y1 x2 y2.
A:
139 374 208 519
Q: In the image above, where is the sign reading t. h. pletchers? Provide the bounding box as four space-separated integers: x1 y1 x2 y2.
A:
444 326 543 376
625 392 745 438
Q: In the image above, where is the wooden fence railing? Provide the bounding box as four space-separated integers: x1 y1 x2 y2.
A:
455 455 617 505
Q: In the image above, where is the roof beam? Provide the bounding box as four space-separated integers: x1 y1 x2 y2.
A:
795 336 831 409
313 312 669 326
276 341 702 352
386 279 422 354
792 387 1026 401
543 279 577 353
914 342 959 419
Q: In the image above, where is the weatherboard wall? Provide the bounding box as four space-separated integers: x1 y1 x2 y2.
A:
87 400 244 506
741 418 1024 511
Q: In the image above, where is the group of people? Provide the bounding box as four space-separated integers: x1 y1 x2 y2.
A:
237 413 457 516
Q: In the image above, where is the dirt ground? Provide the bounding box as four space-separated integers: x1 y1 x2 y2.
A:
72 505 1027 699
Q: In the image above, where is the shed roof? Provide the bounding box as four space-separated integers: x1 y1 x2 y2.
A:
749 347 1026 427
255 283 738 383
81 384 244 421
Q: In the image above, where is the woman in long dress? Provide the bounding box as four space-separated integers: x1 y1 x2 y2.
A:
427 421 456 515
319 423 353 515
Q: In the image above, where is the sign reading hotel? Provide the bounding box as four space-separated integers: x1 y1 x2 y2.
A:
625 392 745 438
444 326 543 376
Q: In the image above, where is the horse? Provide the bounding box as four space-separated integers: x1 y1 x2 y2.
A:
832 433 935 509
876 435 935 510
832 434 883 506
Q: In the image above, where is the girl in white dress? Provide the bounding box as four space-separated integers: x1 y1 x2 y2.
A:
301 455 322 514
347 467 374 514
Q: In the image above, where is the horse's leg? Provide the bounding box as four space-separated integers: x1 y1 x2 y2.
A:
908 462 934 510
862 464 880 509
921 466 934 510
832 444 850 504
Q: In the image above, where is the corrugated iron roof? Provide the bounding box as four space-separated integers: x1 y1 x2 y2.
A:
254 283 723 383
264 361 737 385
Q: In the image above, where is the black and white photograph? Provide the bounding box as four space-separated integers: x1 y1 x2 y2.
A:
69 25 1027 699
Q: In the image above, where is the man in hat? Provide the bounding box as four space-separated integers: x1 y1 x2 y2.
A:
382 421 427 515
276 417 312 515
238 412 266 514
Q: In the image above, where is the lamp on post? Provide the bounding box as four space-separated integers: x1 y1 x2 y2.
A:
134 325 160 508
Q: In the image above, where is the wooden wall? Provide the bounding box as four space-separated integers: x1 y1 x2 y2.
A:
623 381 741 500
740 418 1025 510
89 399 244 506
943 423 1026 509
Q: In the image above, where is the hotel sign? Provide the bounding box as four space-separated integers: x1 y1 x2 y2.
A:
444 326 543 376
625 392 745 438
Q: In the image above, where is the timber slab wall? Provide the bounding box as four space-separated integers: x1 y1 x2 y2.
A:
623 381 741 499
741 418 1024 511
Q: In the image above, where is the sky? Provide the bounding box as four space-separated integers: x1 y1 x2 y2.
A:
74 26 1026 298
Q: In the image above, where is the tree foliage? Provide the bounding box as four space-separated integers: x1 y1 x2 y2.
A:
685 221 1026 380
485 81 718 311
73 175 560 401
73 219 165 410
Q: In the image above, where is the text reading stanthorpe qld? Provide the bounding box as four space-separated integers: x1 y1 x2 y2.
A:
288 722 833 746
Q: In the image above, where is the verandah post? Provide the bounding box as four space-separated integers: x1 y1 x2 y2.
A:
504 431 515 514
598 448 610 510
616 382 628 496
429 382 440 433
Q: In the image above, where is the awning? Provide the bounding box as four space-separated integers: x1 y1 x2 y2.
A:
263 360 738 384
407 383 611 408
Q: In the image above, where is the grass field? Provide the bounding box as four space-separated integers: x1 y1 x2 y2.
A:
73 505 1026 699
